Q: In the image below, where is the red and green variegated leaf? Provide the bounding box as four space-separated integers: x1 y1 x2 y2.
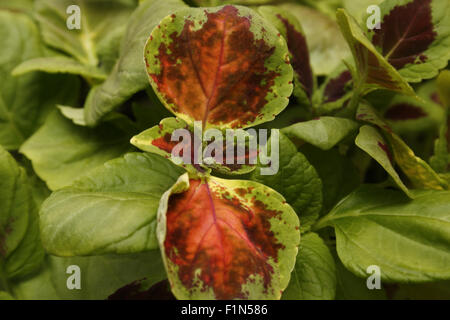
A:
145 5 293 130
157 173 300 300
367 0 450 83
355 125 412 197
336 9 415 96
381 94 445 134
315 63 354 114
130 117 201 175
131 119 258 175
257 6 314 104
357 104 448 190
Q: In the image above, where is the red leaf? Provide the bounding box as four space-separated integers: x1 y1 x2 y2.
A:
371 0 436 69
384 103 427 120
275 14 313 98
324 70 352 103
163 178 293 299
147 6 283 128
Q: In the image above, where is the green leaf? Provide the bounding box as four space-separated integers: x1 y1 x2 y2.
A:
12 250 166 300
281 117 359 151
430 71 450 173
279 4 351 76
12 56 107 80
334 251 386 300
131 117 189 162
0 291 14 300
343 0 384 22
0 0 33 13
39 153 185 256
336 9 415 96
35 0 135 70
357 103 448 190
437 70 450 108
316 185 450 282
367 0 450 83
84 0 188 126
355 125 412 197
145 5 293 130
282 233 336 300
157 173 300 299
57 105 87 126
0 147 44 282
250 132 322 231
300 145 361 215
20 110 135 190
0 11 80 150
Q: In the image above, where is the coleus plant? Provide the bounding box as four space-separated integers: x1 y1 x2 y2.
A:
1 0 450 301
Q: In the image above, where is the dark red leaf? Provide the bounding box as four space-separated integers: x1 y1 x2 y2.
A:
164 179 286 299
275 14 313 98
383 103 427 120
324 70 352 103
371 0 436 69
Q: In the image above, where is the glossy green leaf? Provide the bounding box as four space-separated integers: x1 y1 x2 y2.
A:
279 4 351 76
334 251 386 300
11 250 166 300
35 0 135 70
343 0 384 22
157 173 300 299
21 110 135 190
0 11 80 150
300 145 361 215
0 147 44 282
355 125 412 197
282 233 336 300
12 56 107 81
336 9 415 96
316 185 450 282
251 132 322 231
145 5 293 129
84 0 188 126
282 117 359 151
39 153 185 256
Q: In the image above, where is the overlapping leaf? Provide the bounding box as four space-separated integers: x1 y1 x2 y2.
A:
157 174 300 299
0 11 80 150
282 233 336 300
84 0 188 125
357 104 447 190
355 125 412 197
250 132 322 231
279 4 350 76
258 6 314 103
39 153 184 256
21 110 135 190
0 147 44 282
316 186 450 282
336 9 415 95
282 117 359 150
